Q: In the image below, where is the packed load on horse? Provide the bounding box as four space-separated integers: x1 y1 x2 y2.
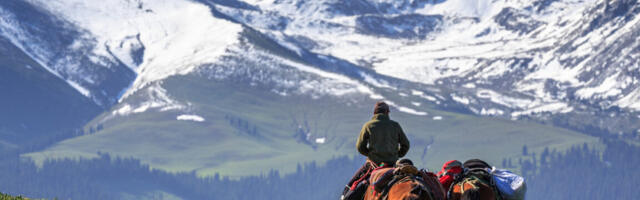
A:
342 157 447 200
444 159 527 200
365 159 447 200
341 101 526 200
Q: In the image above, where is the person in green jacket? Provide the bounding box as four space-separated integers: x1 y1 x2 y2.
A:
342 101 411 199
356 101 410 165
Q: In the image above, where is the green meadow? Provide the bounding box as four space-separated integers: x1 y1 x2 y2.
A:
26 74 600 177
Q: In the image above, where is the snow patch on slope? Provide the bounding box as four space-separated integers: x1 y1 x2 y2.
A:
476 89 532 109
452 94 471 105
524 55 582 86
246 46 385 100
417 0 493 18
177 114 205 122
480 108 504 116
576 72 623 99
360 72 397 90
381 101 428 116
511 102 574 118
411 90 438 102
397 106 428 116
616 87 640 110
66 80 91 97
111 84 185 116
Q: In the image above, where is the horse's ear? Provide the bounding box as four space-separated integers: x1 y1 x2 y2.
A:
461 187 480 200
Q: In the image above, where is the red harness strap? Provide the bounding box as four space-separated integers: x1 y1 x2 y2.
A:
350 166 373 191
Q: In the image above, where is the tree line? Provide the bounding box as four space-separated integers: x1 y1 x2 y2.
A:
1 127 639 199
0 151 363 200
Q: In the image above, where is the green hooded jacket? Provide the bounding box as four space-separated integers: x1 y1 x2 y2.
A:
356 113 410 164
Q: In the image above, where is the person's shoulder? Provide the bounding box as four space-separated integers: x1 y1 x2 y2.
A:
389 119 401 126
362 120 376 127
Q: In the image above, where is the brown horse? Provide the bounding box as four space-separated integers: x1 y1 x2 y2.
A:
364 167 446 200
448 175 498 200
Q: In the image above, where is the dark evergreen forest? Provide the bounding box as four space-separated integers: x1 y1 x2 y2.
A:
524 139 640 199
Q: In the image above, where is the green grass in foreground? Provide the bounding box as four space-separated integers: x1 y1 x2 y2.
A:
0 193 28 200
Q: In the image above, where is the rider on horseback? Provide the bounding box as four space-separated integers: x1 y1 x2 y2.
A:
342 101 411 200
357 101 410 166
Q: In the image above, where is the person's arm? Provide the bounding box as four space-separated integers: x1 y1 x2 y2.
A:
397 123 410 157
356 124 370 156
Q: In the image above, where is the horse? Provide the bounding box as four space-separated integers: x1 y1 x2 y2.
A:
363 165 446 200
447 178 498 200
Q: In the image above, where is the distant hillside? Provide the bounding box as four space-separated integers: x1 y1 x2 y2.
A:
27 73 599 177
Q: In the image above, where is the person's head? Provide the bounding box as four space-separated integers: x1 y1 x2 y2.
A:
373 101 390 115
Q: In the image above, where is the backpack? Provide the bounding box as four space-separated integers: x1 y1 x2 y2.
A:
438 160 463 190
490 167 526 200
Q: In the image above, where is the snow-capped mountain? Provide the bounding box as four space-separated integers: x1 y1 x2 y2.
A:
1 0 639 139
0 1 136 107
229 0 640 136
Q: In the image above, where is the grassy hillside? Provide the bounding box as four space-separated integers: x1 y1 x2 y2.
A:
23 75 597 176
25 73 600 177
